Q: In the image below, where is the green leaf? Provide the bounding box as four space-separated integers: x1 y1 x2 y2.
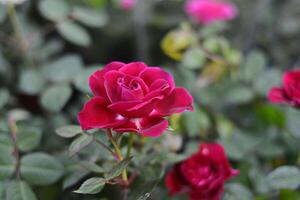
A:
0 147 16 180
74 177 105 194
20 153 64 186
224 86 254 104
40 84 72 112
267 166 300 190
255 104 285 128
286 107 300 138
0 182 4 199
56 125 82 138
80 161 104 173
223 183 253 200
0 134 13 152
19 70 45 95
182 48 206 69
182 107 210 137
220 130 261 160
38 0 70 21
240 50 266 82
105 157 132 180
16 126 42 152
72 6 107 28
73 66 99 93
6 181 37 200
69 134 93 156
0 89 9 109
0 6 6 23
253 68 281 96
57 21 91 47
42 55 83 82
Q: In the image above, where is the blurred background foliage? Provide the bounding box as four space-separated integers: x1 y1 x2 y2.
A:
1 0 300 199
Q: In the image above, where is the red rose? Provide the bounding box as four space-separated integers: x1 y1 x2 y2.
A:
78 62 193 137
268 69 300 107
165 143 239 200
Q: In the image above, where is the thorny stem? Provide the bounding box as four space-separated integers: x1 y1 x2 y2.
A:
106 129 128 185
8 118 21 180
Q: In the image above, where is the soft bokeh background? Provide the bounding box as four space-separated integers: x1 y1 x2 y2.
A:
1 0 300 199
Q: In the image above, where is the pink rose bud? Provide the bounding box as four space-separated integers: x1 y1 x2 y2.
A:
120 0 136 10
268 68 300 108
185 0 238 25
166 143 239 200
78 62 193 137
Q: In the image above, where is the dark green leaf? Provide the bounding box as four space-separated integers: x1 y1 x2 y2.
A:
20 153 64 186
105 157 133 180
72 6 108 28
40 84 72 112
0 147 16 180
267 166 300 190
6 181 37 200
38 0 70 21
19 70 45 95
56 125 82 138
57 21 91 47
223 183 253 200
74 177 105 194
69 134 93 156
16 126 42 152
42 55 83 82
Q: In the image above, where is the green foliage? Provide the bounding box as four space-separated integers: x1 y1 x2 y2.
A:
1 0 300 199
56 21 91 47
40 84 72 112
68 134 93 156
223 183 253 200
104 156 133 180
6 181 37 200
267 166 300 190
38 0 70 21
0 147 16 180
56 125 82 138
74 177 105 194
20 153 64 186
16 126 42 152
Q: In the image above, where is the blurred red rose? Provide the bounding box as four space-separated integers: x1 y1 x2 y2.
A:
185 0 238 25
78 62 193 137
165 143 239 200
268 69 300 108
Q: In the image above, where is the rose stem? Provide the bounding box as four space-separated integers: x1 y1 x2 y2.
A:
106 129 128 184
8 118 21 180
7 3 33 66
126 133 134 159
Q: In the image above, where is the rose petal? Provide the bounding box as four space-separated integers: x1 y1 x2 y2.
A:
268 87 289 104
199 143 234 178
119 62 147 76
78 97 126 130
104 71 124 103
152 87 193 116
89 62 125 97
283 70 300 100
115 117 168 137
109 95 164 118
165 165 187 196
139 67 175 93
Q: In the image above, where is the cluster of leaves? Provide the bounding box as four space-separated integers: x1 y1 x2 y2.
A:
1 0 300 199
